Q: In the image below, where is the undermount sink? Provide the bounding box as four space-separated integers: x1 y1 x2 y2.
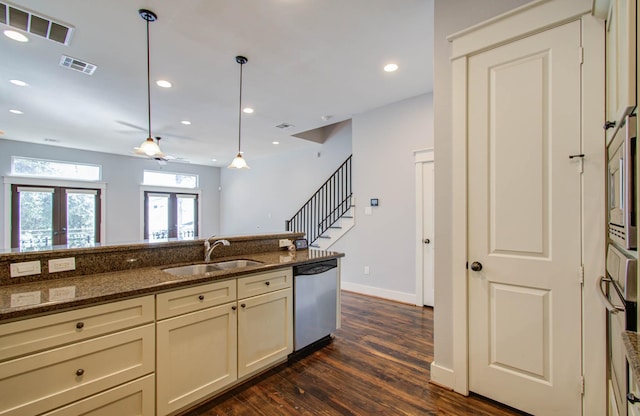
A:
163 260 262 276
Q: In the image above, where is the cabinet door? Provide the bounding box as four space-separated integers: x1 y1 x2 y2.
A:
156 303 237 416
605 0 636 139
41 375 155 416
238 288 293 379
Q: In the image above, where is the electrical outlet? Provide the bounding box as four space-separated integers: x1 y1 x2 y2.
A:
10 260 41 277
364 266 370 275
279 239 292 248
49 257 76 273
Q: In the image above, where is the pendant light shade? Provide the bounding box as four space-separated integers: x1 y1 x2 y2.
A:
137 9 163 158
228 56 250 169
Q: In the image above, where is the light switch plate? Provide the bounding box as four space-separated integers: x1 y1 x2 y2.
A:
49 257 76 273
10 261 41 277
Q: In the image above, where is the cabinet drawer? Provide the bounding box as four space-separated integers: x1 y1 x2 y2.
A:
156 280 236 320
0 296 154 362
41 374 155 416
237 268 292 299
0 324 155 416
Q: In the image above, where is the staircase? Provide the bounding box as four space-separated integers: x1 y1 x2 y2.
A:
286 155 354 249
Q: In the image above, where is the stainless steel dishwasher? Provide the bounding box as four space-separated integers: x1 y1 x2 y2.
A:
293 258 338 352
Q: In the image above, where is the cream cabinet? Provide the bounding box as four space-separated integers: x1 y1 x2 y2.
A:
238 286 293 378
0 296 155 416
156 280 237 416
156 269 293 414
605 0 636 140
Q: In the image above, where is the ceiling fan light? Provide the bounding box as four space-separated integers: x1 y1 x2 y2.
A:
228 153 250 169
140 137 161 156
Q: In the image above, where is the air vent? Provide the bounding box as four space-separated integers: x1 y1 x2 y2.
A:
59 55 97 75
0 2 74 45
276 123 294 129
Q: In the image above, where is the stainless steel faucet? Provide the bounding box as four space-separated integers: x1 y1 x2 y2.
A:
204 237 230 262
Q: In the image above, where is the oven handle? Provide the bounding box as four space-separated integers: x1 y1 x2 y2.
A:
597 276 625 314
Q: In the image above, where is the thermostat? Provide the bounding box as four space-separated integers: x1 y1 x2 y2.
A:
370 198 379 207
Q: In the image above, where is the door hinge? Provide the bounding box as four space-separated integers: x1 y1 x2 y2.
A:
581 376 585 395
578 47 584 64
579 265 584 285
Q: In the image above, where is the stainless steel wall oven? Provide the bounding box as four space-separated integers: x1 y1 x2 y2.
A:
599 244 637 415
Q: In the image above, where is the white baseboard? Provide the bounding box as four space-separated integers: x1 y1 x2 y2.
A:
430 361 455 389
340 281 416 304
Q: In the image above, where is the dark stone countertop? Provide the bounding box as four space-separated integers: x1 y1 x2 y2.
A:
0 249 343 323
624 331 640 385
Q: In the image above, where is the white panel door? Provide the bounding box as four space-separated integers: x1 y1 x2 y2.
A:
467 21 582 415
422 161 435 307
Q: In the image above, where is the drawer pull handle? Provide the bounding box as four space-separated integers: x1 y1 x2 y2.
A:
76 322 84 329
76 369 85 377
241 303 246 308
198 295 205 301
232 305 237 311
265 281 270 286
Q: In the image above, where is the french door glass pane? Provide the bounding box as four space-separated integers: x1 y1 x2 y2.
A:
19 190 53 251
67 192 96 248
177 196 196 239
148 194 169 241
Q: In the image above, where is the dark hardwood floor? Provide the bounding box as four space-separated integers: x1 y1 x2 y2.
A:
183 291 526 416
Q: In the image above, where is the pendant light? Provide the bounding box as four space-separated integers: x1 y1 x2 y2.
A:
137 9 163 158
228 56 250 169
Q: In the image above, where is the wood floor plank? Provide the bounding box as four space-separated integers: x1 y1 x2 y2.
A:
183 291 527 416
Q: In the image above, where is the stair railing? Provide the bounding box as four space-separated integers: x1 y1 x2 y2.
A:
286 155 352 245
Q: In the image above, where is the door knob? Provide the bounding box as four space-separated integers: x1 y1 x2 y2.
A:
470 261 483 272
424 238 430 244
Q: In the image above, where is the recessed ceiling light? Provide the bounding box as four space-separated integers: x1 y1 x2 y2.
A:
10 79 28 87
272 141 280 145
9 109 24 114
211 158 217 162
156 80 172 88
243 107 254 114
384 63 398 72
181 120 191 125
4 30 29 42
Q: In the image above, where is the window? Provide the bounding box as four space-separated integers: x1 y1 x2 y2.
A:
11 185 101 250
143 170 198 188
144 192 198 241
12 156 101 181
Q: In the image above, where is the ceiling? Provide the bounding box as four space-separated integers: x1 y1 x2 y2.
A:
0 0 433 167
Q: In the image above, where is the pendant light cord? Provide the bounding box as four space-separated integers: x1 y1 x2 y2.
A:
146 18 152 140
238 61 243 153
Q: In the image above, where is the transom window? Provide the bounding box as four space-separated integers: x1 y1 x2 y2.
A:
11 156 101 181
143 170 198 188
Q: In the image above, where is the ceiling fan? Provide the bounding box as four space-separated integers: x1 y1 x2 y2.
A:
133 137 177 165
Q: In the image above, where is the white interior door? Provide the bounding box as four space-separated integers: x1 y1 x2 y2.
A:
467 21 583 415
422 161 435 307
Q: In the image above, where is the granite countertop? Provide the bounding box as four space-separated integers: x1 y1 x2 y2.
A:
624 331 640 385
0 249 343 322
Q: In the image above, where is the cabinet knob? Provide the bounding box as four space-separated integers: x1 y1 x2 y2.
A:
231 305 237 311
76 322 84 329
424 238 430 244
241 303 246 308
628 393 640 404
75 369 85 377
198 295 204 301
265 281 270 286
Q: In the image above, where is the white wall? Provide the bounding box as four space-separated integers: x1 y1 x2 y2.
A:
0 139 220 248
331 93 433 302
219 121 352 235
432 0 533 375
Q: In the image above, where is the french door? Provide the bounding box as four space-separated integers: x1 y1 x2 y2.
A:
11 185 101 250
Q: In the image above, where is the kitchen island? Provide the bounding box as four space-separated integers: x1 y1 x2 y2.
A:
0 233 343 416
